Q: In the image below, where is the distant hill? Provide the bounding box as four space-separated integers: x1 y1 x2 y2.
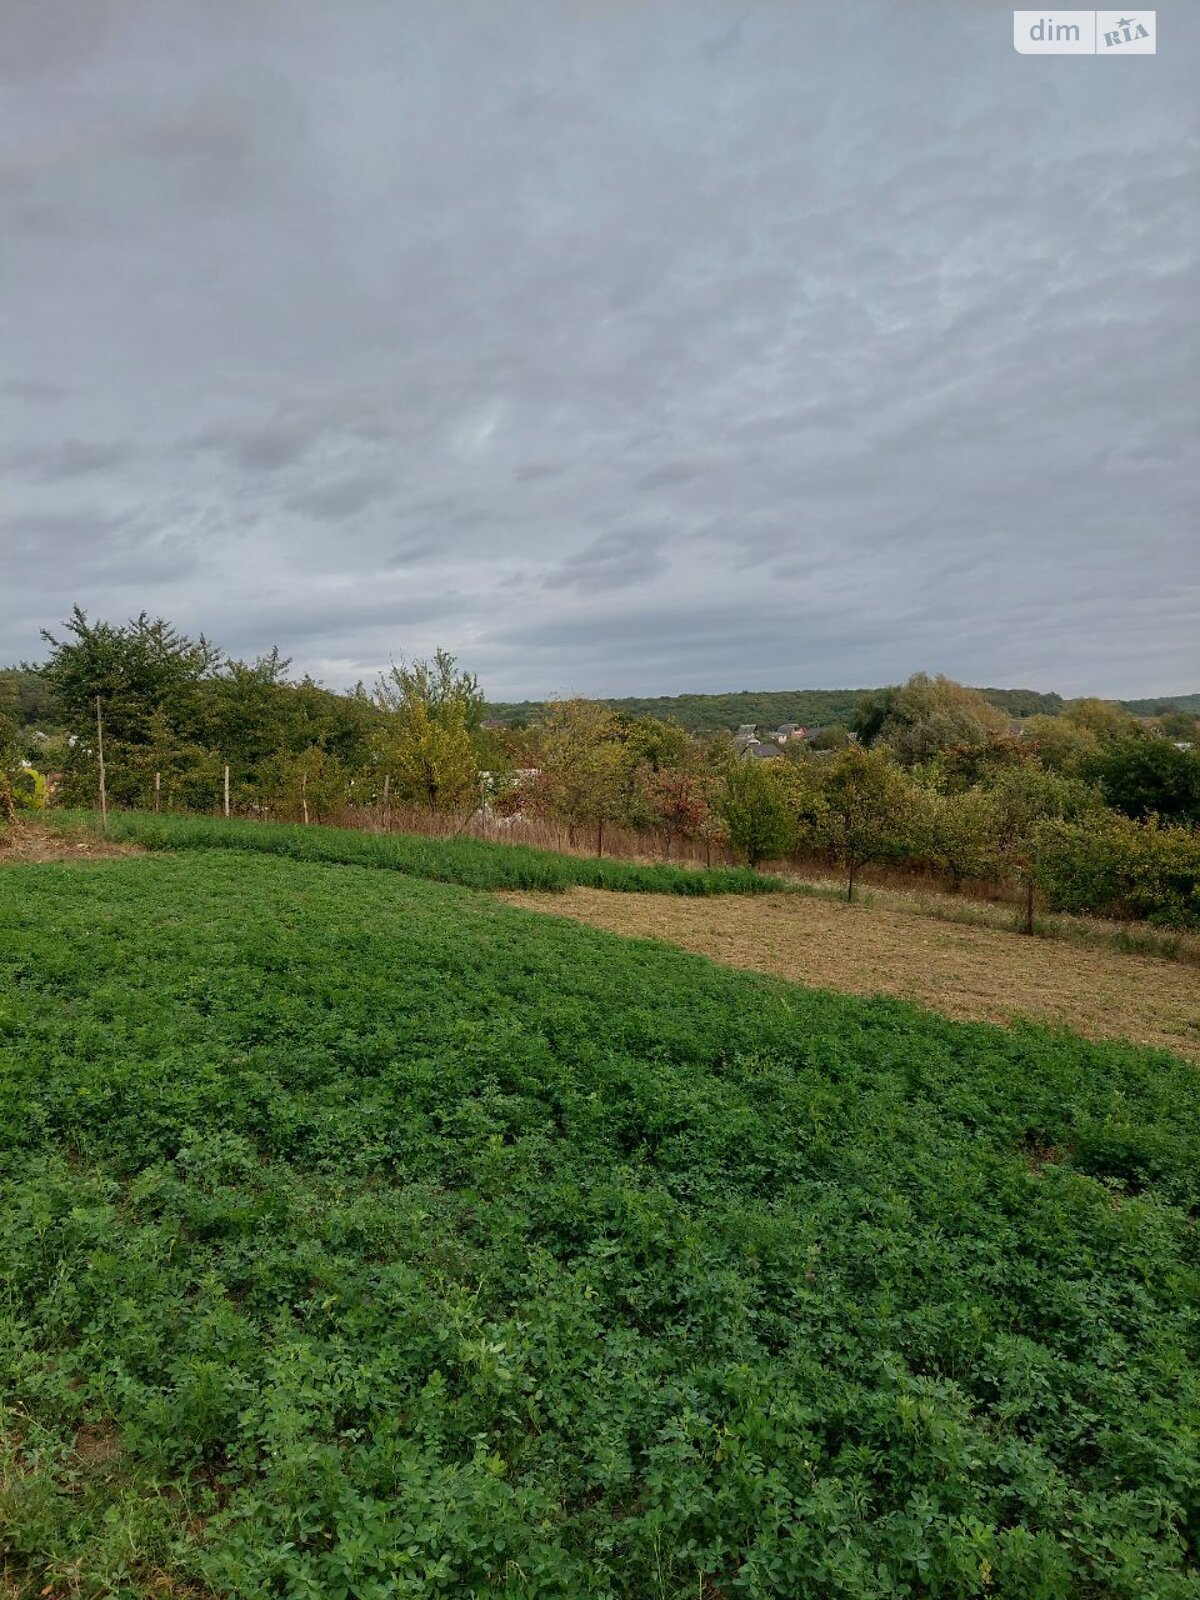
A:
486 687 1200 731
486 686 1068 731
1119 693 1200 718
486 689 872 731
978 688 1066 719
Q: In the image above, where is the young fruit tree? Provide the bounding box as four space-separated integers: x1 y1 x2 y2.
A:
635 766 711 859
374 650 483 815
915 786 1002 892
717 758 795 869
813 746 912 901
536 698 625 852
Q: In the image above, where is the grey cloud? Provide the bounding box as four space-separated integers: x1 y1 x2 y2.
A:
637 464 702 490
190 421 318 472
3 379 70 403
19 439 132 479
3 506 201 591
286 475 391 520
544 530 672 593
216 592 461 652
2 0 1196 701
387 540 442 568
6 508 121 550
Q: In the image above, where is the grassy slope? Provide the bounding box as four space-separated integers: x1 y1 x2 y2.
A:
2 852 1199 1599
49 810 785 895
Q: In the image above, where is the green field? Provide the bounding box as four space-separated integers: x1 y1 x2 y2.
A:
2 849 1199 1598
49 811 784 896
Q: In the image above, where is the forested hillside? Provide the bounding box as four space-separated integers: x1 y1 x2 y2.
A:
1121 691 1200 718
485 685 1198 729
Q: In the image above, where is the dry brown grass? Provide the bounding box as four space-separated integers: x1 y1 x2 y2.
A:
0 820 141 867
775 869 1200 966
291 808 1200 967
501 886 1200 1061
72 1424 123 1471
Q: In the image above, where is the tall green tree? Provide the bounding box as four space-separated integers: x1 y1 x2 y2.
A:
812 746 912 901
40 609 221 805
203 649 294 778
717 759 795 869
374 650 482 813
1060 697 1130 738
1157 710 1198 742
533 699 625 849
1088 734 1200 825
852 674 1007 766
41 607 219 746
915 787 1002 891
1023 714 1098 775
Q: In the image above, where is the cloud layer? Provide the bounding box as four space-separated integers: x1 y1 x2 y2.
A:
2 0 1197 698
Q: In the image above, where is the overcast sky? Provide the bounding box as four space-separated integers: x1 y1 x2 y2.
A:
2 1 1197 700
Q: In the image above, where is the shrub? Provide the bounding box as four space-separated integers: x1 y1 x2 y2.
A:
914 786 1002 890
12 765 48 810
716 759 796 868
808 746 914 900
1034 813 1200 928
1087 734 1200 825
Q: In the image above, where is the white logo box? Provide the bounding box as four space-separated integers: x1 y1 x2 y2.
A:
1013 11 1155 54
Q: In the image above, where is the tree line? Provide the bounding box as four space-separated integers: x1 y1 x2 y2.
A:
3 610 1198 929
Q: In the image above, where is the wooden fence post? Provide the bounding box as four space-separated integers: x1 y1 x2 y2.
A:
224 764 230 818
154 771 161 813
382 773 390 832
95 696 107 835
301 771 309 826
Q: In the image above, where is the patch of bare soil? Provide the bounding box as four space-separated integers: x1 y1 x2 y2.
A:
500 888 1200 1062
0 821 141 866
73 1423 123 1470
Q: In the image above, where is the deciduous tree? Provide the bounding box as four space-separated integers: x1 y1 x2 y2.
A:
374 651 482 814
1088 734 1200 825
717 759 795 869
915 786 1001 891
535 699 625 848
853 674 1007 767
812 746 912 901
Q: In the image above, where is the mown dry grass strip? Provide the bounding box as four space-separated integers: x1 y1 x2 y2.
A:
0 820 141 866
501 887 1200 1061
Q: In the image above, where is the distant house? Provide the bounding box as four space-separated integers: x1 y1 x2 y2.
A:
744 741 783 761
770 723 806 743
479 718 509 732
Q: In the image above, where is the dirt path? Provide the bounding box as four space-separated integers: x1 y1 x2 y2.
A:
500 888 1200 1061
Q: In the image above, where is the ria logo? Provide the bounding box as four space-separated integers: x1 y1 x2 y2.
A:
1099 12 1152 47
1013 10 1156 53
